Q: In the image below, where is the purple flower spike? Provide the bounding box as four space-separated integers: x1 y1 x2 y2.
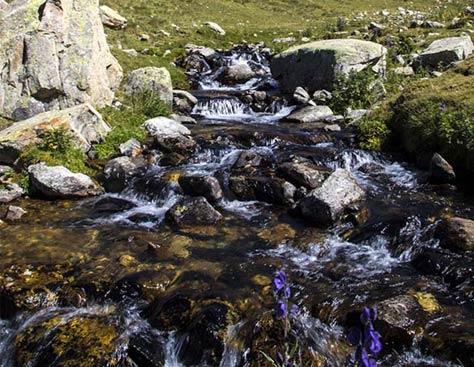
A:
360 307 371 324
273 269 286 292
276 300 287 318
285 285 291 298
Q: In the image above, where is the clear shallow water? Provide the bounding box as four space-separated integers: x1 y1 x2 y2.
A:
1 47 473 367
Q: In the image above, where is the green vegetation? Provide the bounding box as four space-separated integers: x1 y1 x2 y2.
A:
20 128 93 175
329 70 379 114
95 91 170 159
383 57 474 173
358 120 390 151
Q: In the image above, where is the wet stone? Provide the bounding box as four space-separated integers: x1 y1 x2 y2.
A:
3 205 27 221
232 151 264 169
429 153 456 184
277 160 331 189
93 196 137 214
102 156 147 193
229 175 296 205
166 196 223 226
178 174 223 202
435 217 474 252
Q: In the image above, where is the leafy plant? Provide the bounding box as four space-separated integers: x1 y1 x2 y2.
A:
329 70 379 114
20 128 92 175
358 120 390 151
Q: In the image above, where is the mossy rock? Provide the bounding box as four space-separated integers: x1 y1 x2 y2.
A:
12 312 122 367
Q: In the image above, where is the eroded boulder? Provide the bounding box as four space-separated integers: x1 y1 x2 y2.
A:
0 0 123 120
166 196 223 226
178 175 223 202
435 217 474 252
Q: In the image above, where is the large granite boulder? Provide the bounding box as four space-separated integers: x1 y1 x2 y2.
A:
271 39 386 93
419 36 473 67
0 104 110 164
124 67 173 108
28 163 102 198
0 0 123 121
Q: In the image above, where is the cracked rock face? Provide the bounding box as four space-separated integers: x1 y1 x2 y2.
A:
0 0 123 121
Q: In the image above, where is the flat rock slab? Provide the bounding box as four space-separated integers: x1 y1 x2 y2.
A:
143 117 191 139
283 105 334 123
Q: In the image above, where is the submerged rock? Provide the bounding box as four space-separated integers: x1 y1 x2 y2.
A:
435 217 474 252
0 104 110 165
0 0 122 120
271 39 386 93
166 196 223 226
28 163 102 198
296 169 365 226
419 36 474 67
4 205 27 221
178 175 223 202
12 312 123 367
124 67 173 108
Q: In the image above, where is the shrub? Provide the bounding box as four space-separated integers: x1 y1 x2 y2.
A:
358 120 390 151
20 128 93 175
95 91 170 159
329 70 379 114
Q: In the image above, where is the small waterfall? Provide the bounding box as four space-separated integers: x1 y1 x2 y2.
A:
193 98 253 117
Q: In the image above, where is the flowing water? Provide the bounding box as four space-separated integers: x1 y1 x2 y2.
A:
1 46 474 367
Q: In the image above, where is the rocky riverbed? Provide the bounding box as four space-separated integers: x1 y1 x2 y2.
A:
1 41 474 367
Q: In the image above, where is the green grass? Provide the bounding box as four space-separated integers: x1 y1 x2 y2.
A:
95 92 170 159
102 0 470 88
20 128 94 175
386 57 474 173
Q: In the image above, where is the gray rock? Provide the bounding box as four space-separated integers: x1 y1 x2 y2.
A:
393 66 414 76
273 37 296 44
376 295 427 349
124 67 173 108
99 5 127 29
293 87 311 104
0 0 122 120
28 163 102 198
143 117 191 139
4 205 27 221
169 114 197 125
271 39 387 93
345 108 369 123
324 124 342 132
0 183 24 203
233 151 263 169
296 169 365 226
0 0 8 11
423 21 445 29
284 105 334 123
216 64 256 85
185 44 216 60
313 90 333 103
277 161 330 189
103 156 147 193
173 90 198 106
0 104 111 164
118 139 142 157
435 217 474 252
178 175 223 202
166 196 223 226
429 153 456 183
420 36 473 67
229 175 296 205
203 22 226 35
